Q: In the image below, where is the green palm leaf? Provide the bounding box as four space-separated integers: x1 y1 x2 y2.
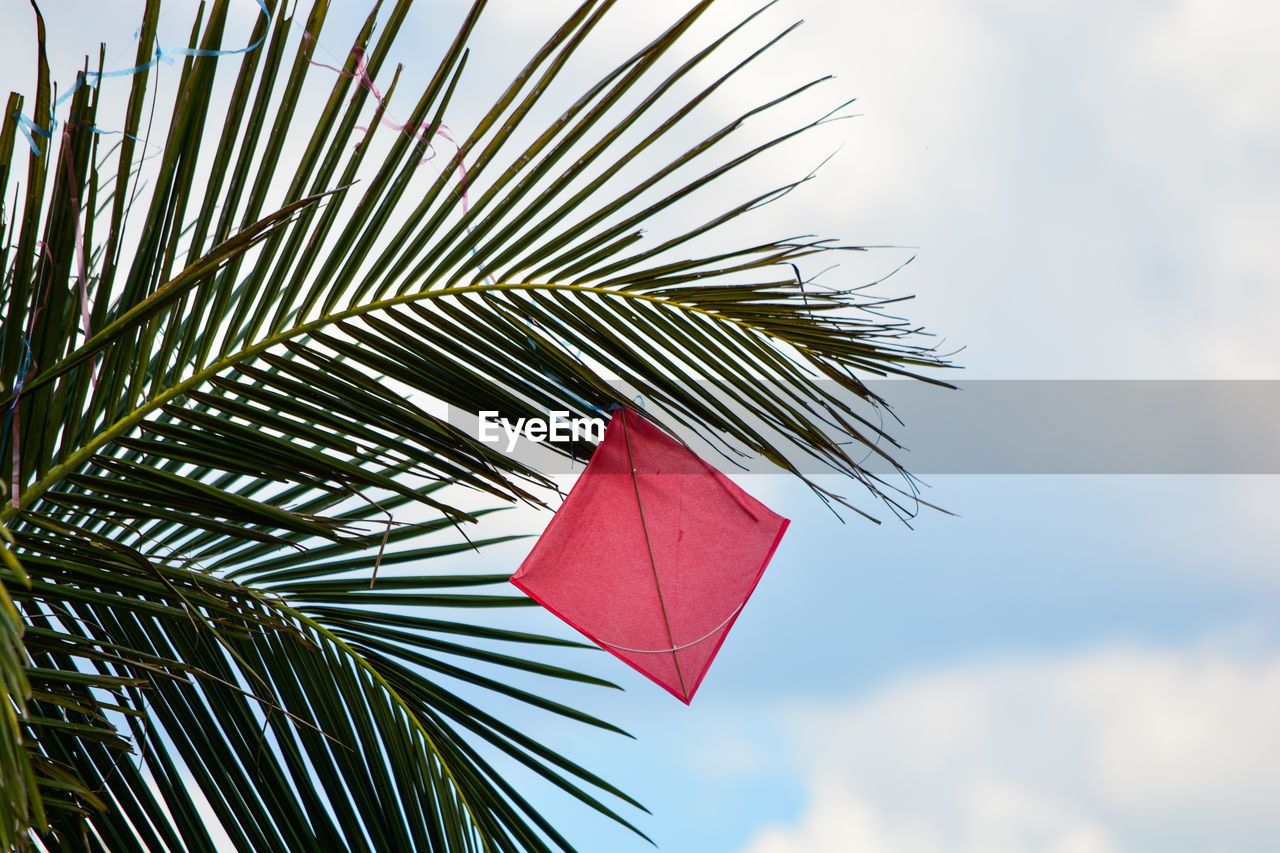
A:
2 0 951 849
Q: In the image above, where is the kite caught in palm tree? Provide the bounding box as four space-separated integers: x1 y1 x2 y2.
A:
1 0 951 849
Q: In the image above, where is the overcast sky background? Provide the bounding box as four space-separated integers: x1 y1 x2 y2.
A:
5 1 1280 851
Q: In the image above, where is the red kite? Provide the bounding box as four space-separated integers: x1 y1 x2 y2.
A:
511 408 789 703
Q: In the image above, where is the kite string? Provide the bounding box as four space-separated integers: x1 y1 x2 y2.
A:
593 600 746 655
620 408 688 696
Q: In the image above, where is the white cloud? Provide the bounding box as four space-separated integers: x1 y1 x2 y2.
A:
459 0 1280 379
712 0 1280 379
746 773 1119 853
740 646 1280 853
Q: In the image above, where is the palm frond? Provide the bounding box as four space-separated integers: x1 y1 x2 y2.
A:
2 0 952 849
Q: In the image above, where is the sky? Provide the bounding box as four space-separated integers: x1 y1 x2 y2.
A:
4 1 1280 851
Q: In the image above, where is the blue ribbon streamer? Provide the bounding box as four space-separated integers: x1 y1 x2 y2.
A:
525 333 610 416
2 336 34 444
12 113 52 158
523 330 641 419
13 0 272 155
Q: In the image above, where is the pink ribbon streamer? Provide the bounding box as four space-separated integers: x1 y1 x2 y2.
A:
9 414 19 510
62 127 95 352
304 34 472 210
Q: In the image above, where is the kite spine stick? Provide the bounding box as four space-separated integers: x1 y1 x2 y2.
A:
620 409 689 699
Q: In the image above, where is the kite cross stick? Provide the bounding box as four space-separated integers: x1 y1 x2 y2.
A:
512 408 789 703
